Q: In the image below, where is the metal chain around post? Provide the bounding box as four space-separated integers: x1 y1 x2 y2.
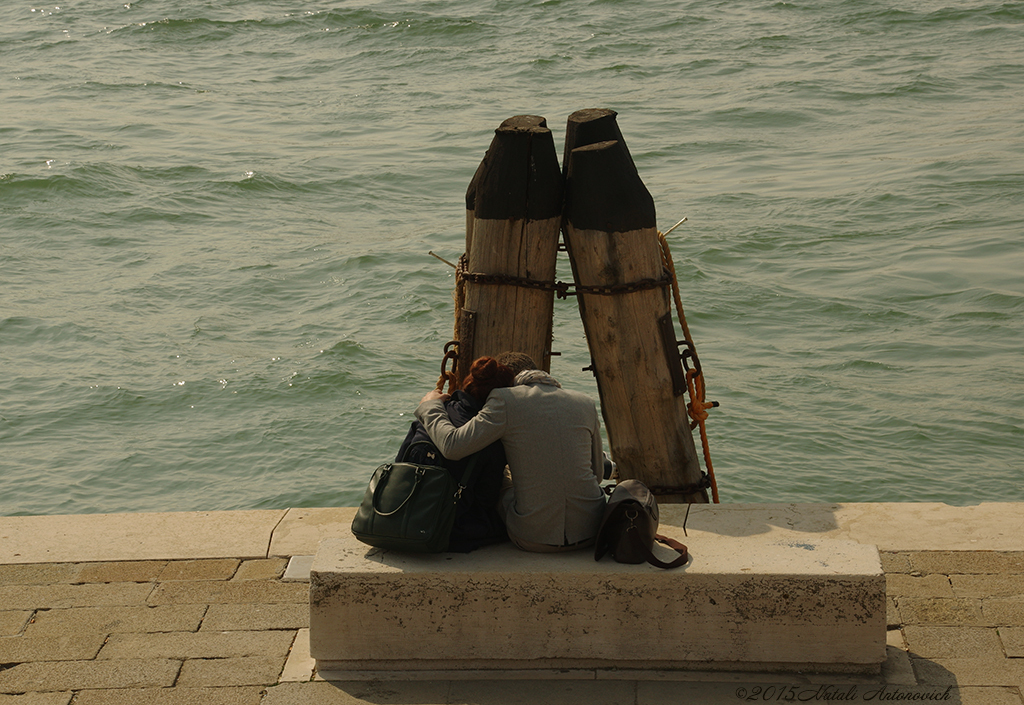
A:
432 233 720 503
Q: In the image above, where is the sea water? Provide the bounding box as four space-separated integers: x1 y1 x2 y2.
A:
2 0 1022 516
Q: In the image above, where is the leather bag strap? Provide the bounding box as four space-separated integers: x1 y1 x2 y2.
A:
620 524 689 569
454 452 482 496
399 440 482 498
645 534 689 569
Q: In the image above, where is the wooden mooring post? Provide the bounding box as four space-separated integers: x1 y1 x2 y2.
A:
456 116 563 382
563 110 708 504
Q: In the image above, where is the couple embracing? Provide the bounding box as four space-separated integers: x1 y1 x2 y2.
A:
398 351 606 554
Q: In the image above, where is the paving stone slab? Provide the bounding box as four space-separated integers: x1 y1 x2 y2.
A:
998 626 1024 657
176 656 285 687
0 565 79 587
0 659 181 693
98 630 295 660
903 625 1004 659
886 628 907 652
909 552 1024 576
72 687 263 705
0 633 106 663
269 509 356 559
0 612 31 637
982 597 1024 627
879 552 913 574
0 583 154 611
0 693 73 705
660 503 840 543
952 574 1024 599
6 504 1024 567
898 597 986 626
283 556 313 583
25 605 207 638
0 511 286 565
147 580 307 606
158 559 240 582
886 573 954 598
263 681 450 705
957 687 1024 705
912 657 1024 687
280 629 313 683
74 562 167 584
661 503 1024 551
832 504 1024 551
199 603 308 632
886 597 901 628
233 558 287 581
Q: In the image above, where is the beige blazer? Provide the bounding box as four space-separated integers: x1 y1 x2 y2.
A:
415 381 606 547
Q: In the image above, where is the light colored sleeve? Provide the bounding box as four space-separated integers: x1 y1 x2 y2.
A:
414 394 507 461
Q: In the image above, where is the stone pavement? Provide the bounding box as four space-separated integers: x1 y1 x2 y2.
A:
2 504 1023 704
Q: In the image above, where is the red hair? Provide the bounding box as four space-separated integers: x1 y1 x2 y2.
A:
462 356 514 403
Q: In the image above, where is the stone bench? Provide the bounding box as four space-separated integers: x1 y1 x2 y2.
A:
309 533 885 679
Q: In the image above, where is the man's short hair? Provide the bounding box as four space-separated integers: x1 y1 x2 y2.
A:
496 351 538 377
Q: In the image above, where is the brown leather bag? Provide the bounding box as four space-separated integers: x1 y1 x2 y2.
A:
594 480 689 569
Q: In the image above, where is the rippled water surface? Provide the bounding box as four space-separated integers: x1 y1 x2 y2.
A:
2 0 1022 515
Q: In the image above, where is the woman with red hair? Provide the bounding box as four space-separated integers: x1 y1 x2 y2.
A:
396 356 514 551
416 352 606 553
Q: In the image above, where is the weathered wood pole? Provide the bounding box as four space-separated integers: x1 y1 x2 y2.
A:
562 107 634 179
456 115 563 382
563 112 708 503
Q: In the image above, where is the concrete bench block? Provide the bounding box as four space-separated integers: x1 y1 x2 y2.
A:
309 535 885 677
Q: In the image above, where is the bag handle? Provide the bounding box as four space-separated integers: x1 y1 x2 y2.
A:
371 465 425 516
620 523 689 569
374 451 483 518
399 440 479 489
399 440 484 499
647 534 689 569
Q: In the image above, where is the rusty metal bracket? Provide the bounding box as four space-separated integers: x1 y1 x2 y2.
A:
440 340 459 376
658 312 687 397
678 338 702 379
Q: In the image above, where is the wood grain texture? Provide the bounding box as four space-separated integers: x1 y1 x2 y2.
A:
456 116 563 379
564 138 706 503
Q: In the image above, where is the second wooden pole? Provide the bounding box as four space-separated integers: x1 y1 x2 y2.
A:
563 128 708 504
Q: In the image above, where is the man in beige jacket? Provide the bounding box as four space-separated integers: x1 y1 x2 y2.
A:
416 353 606 552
